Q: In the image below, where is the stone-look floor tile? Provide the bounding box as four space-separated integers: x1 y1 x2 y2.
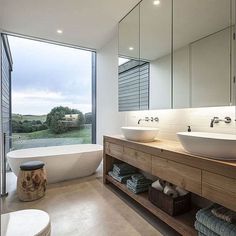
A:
1 172 178 236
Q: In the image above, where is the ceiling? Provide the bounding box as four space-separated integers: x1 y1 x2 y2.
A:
0 0 140 50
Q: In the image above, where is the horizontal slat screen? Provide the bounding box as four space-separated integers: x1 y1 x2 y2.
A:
1 39 11 154
119 60 149 111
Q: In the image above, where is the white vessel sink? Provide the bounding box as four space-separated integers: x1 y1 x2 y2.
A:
177 132 236 160
121 127 159 142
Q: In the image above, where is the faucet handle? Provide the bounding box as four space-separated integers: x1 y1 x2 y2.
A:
225 117 231 123
213 117 220 123
154 117 159 122
145 117 149 121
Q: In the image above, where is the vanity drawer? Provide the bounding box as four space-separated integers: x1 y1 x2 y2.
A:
123 147 152 172
152 156 202 195
105 142 123 159
202 171 236 211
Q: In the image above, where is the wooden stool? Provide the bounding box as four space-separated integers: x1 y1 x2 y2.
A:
17 161 47 201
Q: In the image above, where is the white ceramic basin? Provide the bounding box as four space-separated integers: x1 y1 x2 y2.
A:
177 132 236 160
121 126 159 142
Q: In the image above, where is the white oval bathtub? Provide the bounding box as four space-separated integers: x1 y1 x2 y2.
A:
7 144 103 183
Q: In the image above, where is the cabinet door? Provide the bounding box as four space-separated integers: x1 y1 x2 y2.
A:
152 156 201 195
202 171 236 211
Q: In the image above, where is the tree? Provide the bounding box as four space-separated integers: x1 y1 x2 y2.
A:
36 120 42 125
85 112 92 124
46 106 85 134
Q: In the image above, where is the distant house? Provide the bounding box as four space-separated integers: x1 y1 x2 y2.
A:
60 114 79 128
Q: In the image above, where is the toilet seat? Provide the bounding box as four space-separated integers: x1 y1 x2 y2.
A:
1 209 51 236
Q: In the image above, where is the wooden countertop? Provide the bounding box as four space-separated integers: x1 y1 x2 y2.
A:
104 135 236 179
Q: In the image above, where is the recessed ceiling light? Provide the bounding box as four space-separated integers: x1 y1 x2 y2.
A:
57 29 63 34
153 0 161 6
129 47 134 51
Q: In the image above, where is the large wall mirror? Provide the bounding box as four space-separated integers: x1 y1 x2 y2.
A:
118 0 235 111
173 0 234 108
119 5 149 111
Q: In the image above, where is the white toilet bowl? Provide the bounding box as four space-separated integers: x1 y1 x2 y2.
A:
1 209 51 236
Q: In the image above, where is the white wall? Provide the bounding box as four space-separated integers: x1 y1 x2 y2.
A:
96 32 125 144
123 106 236 141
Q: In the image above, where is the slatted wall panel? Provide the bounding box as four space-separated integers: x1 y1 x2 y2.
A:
119 61 149 111
1 39 12 154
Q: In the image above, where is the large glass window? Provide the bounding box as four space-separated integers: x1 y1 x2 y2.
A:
8 36 95 150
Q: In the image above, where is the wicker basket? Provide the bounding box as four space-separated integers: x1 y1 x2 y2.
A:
148 186 191 216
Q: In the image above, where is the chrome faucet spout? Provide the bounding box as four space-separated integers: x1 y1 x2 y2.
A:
210 116 231 127
137 117 159 125
137 119 142 125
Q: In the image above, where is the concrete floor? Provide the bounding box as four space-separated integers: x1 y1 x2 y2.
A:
1 170 179 236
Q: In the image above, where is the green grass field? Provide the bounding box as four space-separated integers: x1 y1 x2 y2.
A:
13 126 91 140
12 125 92 150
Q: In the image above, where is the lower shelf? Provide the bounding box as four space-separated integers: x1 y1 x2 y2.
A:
105 175 198 236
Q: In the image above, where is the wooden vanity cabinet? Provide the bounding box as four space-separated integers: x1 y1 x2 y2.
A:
103 136 236 235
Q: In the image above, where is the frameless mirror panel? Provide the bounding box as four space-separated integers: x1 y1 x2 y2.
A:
173 0 233 108
140 0 172 109
118 5 149 111
119 5 140 60
118 0 234 111
232 0 236 107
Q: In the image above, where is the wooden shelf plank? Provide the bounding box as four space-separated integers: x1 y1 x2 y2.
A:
106 175 198 236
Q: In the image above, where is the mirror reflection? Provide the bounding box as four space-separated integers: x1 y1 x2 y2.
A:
140 0 172 110
173 0 233 108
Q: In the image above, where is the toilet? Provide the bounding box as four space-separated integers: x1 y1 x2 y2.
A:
1 209 51 236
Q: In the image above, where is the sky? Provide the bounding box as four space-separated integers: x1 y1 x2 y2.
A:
8 36 92 115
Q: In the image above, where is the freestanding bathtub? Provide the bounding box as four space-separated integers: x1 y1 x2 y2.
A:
7 144 103 183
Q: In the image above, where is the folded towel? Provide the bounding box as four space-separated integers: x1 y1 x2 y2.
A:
198 233 207 236
163 185 179 198
112 168 136 176
126 175 152 194
108 171 132 183
127 179 152 189
131 173 145 181
151 179 164 191
113 163 136 175
211 205 236 223
194 221 219 236
127 184 149 194
196 205 236 236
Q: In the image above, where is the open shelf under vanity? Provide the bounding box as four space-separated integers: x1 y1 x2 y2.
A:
106 174 199 236
103 135 236 236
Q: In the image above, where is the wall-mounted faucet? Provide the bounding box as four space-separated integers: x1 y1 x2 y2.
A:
210 116 231 127
138 117 159 125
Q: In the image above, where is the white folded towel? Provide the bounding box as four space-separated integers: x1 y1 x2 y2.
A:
151 179 164 191
163 185 179 198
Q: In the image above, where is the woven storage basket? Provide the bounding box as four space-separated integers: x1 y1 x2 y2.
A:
148 186 191 216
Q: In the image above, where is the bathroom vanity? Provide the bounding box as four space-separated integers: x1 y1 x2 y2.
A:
103 135 236 235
